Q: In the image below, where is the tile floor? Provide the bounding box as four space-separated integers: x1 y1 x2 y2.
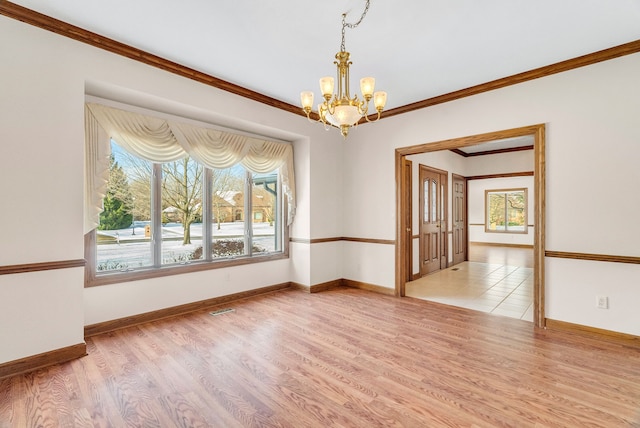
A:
405 261 534 321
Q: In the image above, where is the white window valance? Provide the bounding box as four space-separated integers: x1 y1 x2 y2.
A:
84 102 295 233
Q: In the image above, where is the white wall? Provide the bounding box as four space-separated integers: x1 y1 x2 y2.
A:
467 176 535 246
343 52 640 336
0 269 85 363
405 148 533 271
464 149 533 177
2 12 639 366
465 150 534 249
0 16 344 364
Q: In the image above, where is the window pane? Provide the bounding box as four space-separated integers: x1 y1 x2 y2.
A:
252 171 280 254
211 165 247 258
161 157 203 265
423 180 429 222
431 180 437 222
488 193 506 231
96 142 153 271
486 189 527 233
440 183 444 220
506 191 526 232
88 106 292 284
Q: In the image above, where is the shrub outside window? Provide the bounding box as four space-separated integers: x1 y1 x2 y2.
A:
84 101 294 287
485 188 527 233
90 141 285 284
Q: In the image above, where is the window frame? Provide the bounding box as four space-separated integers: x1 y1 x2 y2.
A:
484 188 528 234
84 158 289 288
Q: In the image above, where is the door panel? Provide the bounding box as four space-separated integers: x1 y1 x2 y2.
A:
452 174 467 265
440 182 447 270
419 166 447 276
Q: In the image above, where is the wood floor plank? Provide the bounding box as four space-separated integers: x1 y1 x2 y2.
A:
1 287 639 427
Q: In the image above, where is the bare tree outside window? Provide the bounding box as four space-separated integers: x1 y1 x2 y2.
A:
95 142 284 274
211 167 244 230
486 189 527 233
162 157 203 245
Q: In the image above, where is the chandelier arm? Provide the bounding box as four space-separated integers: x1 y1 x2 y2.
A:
303 109 325 125
363 110 381 123
319 106 328 125
356 101 368 116
305 104 330 127
326 102 336 116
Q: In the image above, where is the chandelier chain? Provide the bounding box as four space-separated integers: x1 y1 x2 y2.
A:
340 0 371 52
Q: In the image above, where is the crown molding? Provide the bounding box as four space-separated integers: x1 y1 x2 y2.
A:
450 145 534 158
2 1 640 119
381 39 640 119
0 1 302 116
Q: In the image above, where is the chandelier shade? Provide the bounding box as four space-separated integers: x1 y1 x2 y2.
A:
360 77 375 98
300 91 314 110
300 0 386 139
374 91 387 110
324 105 362 128
320 77 335 98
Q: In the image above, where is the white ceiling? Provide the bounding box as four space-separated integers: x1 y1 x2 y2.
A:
461 136 534 155
10 0 640 111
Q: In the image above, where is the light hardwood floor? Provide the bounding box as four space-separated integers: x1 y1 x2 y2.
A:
467 243 534 268
1 287 639 427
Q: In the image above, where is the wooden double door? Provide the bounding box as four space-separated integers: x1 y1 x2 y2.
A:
419 166 467 277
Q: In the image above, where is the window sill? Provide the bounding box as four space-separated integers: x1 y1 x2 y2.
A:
85 251 288 287
484 229 529 234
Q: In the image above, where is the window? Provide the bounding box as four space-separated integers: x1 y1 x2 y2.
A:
485 188 527 233
91 141 285 283
84 101 295 286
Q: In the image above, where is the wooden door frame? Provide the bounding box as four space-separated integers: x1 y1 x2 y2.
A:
395 124 546 328
403 158 413 282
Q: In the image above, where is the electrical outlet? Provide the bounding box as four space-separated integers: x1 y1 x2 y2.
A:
596 296 609 309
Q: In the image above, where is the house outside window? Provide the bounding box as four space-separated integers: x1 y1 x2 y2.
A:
84 101 295 287
92 141 284 278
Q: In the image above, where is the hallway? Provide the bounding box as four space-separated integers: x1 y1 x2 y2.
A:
406 244 534 321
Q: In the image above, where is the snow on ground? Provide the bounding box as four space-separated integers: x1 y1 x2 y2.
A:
96 222 277 271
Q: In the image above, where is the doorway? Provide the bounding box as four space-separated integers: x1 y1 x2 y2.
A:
395 124 546 328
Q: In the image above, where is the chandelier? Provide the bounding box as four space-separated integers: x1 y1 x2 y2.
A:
300 0 387 138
